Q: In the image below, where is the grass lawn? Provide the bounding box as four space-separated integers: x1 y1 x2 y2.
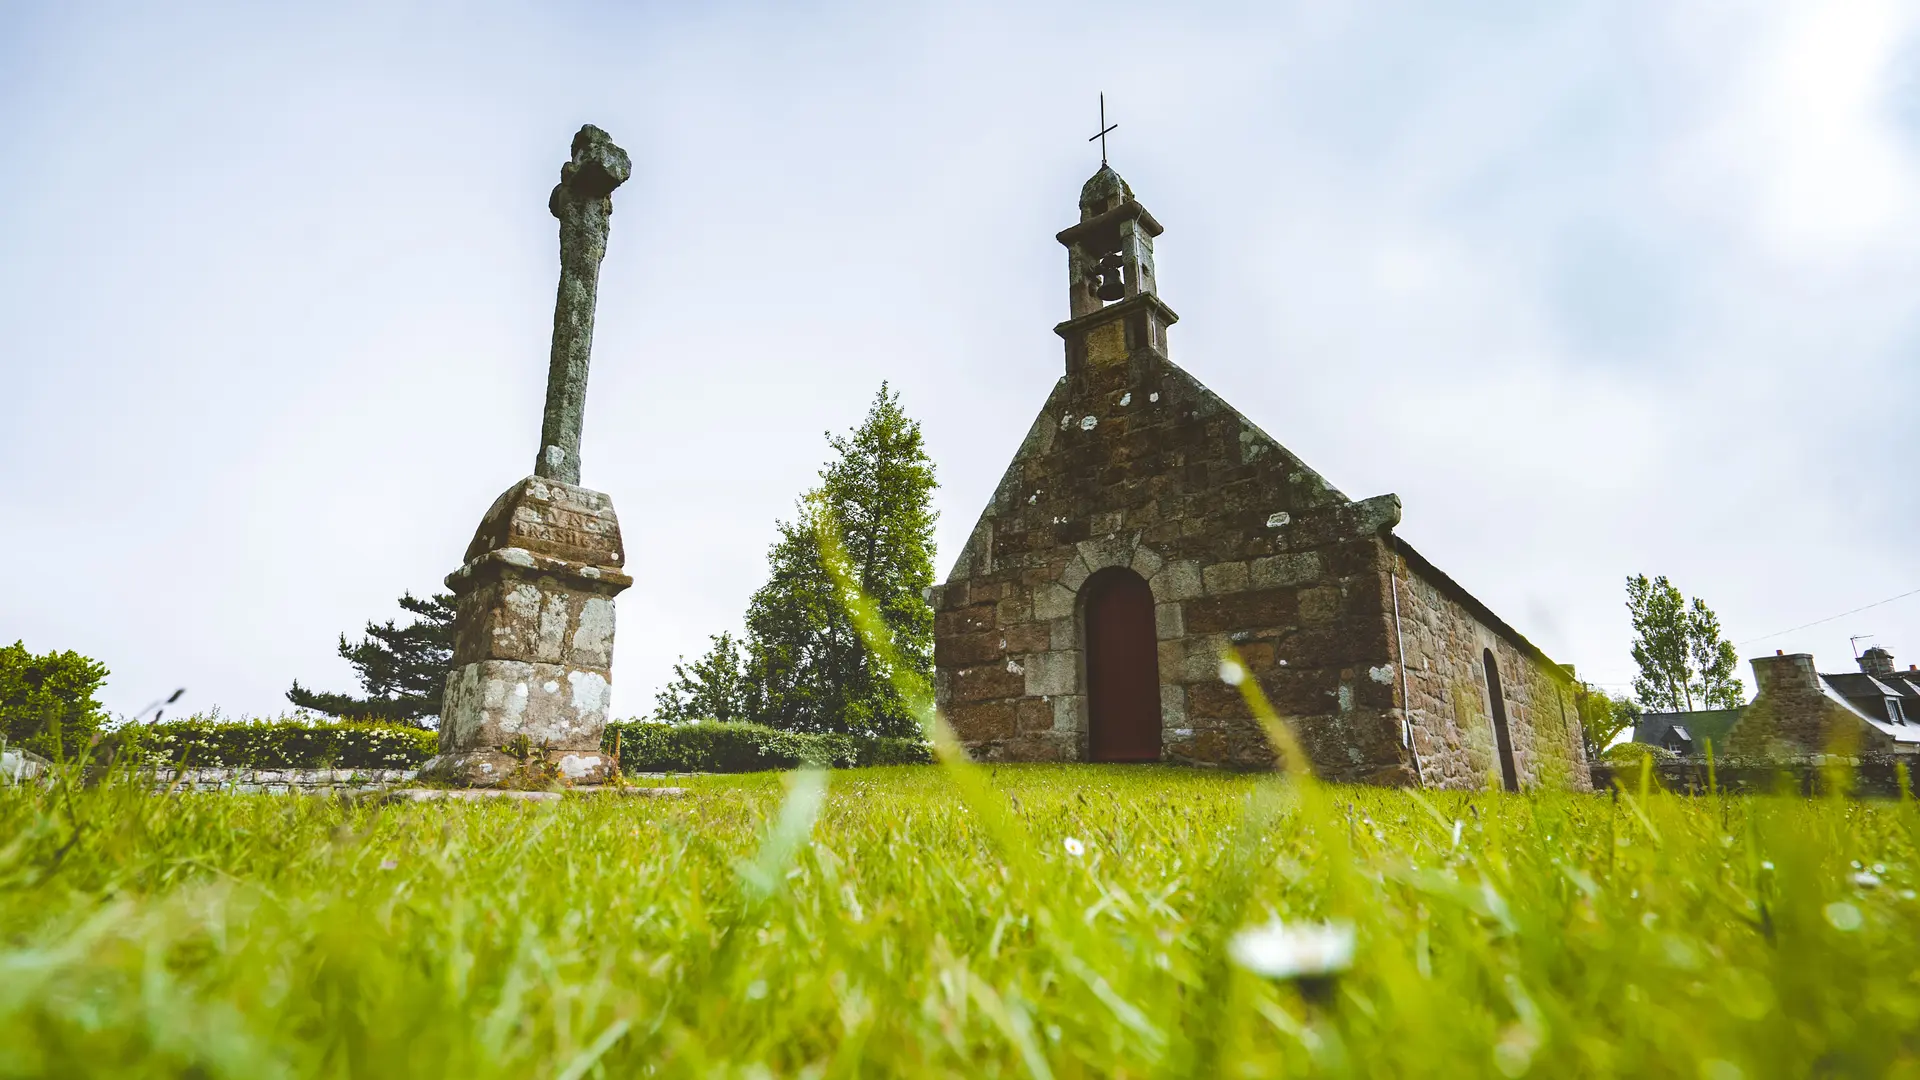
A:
3 764 1917 1078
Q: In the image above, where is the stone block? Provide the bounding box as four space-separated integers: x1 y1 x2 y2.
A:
1130 545 1165 580
1183 587 1299 635
1160 683 1188 727
1250 552 1321 589
1016 697 1055 734
1061 555 1092 591
1049 617 1078 650
1299 586 1343 625
1025 650 1079 697
1155 560 1203 601
1202 561 1250 595
1006 622 1052 654
950 663 1025 703
1077 534 1136 572
1155 602 1185 640
936 630 1003 667
1033 584 1077 621
950 701 1017 742
936 603 997 637
1052 694 1083 733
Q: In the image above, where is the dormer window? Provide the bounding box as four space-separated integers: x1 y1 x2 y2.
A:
1889 698 1907 724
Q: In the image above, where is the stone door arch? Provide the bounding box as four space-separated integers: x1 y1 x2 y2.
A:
1083 566 1162 762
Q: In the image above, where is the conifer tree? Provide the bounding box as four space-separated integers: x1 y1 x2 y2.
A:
743 384 936 737
287 591 455 727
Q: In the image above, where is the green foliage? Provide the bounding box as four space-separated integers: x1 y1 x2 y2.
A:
1626 574 1745 712
0 641 109 763
650 632 751 725
1599 739 1680 764
602 719 930 773
287 591 455 727
4 769 1920 1076
128 716 438 770
1574 684 1639 755
742 384 937 737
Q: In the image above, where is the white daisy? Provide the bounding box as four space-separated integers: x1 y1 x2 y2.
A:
1228 919 1355 981
1063 836 1086 858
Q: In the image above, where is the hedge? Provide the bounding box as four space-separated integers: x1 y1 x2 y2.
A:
603 720 932 773
128 718 438 771
107 717 929 774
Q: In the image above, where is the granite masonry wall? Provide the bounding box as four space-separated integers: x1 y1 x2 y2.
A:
150 768 417 794
1390 549 1590 791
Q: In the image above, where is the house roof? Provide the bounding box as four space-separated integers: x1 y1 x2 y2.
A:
1633 708 1744 753
1819 671 1920 743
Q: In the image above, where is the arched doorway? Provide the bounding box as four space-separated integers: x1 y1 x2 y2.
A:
1482 649 1519 792
1084 567 1162 762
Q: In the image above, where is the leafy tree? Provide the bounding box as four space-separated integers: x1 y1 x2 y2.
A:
1573 683 1638 756
743 384 937 737
1625 574 1745 712
1686 599 1744 709
652 632 751 725
288 591 455 727
0 641 110 762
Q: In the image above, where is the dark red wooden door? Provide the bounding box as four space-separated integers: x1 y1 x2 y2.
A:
1085 568 1162 762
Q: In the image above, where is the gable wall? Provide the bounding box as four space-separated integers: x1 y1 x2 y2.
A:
932 353 1417 781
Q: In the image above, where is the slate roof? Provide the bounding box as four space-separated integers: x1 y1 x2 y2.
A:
1821 670 1920 742
1633 708 1745 756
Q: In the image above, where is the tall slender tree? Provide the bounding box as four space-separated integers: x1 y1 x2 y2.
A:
1625 574 1745 712
742 384 937 737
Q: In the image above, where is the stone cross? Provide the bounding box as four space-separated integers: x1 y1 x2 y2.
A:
536 124 632 486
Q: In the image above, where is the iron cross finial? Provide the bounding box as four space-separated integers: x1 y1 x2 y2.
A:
1088 92 1118 166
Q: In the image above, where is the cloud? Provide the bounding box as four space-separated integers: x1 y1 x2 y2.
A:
0 0 1915 720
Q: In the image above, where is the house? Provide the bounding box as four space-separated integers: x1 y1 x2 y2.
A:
1630 646 1920 759
930 165 1590 790
1631 708 1744 757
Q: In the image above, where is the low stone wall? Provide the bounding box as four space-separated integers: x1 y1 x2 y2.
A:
153 768 418 794
1591 757 1914 799
2 748 51 783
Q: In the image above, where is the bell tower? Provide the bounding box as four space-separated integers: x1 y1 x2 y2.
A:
1055 165 1179 375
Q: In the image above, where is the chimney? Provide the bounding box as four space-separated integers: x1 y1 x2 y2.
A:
1859 646 1895 676
1752 652 1819 694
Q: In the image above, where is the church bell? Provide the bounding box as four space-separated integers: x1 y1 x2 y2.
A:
1094 252 1127 302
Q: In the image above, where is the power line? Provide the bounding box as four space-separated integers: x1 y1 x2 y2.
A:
1737 587 1920 646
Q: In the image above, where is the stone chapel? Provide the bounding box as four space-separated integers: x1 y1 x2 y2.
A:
931 165 1591 790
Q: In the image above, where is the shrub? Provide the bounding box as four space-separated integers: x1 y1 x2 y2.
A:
1601 741 1680 764
602 720 930 773
0 641 110 763
128 716 438 770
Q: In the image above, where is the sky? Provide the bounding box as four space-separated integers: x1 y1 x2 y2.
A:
2 0 1917 723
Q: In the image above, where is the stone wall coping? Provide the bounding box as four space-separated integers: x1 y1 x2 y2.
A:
1054 197 1164 244
157 767 419 784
